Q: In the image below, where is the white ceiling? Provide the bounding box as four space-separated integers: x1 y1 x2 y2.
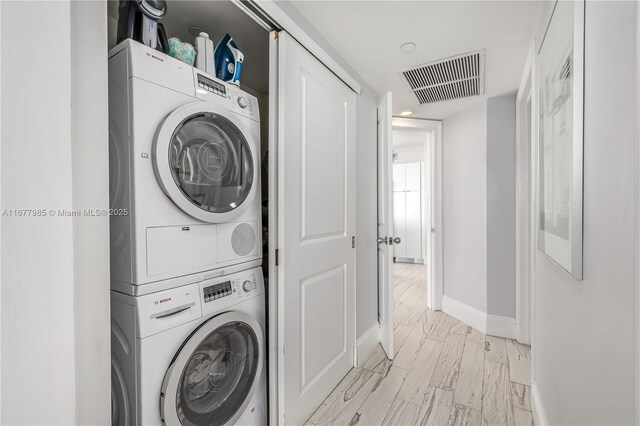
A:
291 1 542 119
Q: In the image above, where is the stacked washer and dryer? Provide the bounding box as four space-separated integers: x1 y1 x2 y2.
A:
109 40 266 426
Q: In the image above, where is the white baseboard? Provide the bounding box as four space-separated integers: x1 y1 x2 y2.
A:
531 382 548 426
442 295 487 334
442 295 517 339
487 314 517 339
354 323 379 367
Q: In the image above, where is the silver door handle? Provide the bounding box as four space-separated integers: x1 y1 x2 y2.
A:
378 236 402 245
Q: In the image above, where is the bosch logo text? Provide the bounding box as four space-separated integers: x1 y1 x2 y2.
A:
146 52 164 62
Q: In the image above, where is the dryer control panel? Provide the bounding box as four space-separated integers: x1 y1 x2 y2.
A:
226 85 259 121
197 74 226 98
193 69 259 122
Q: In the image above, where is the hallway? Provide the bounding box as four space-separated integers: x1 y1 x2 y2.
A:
306 263 532 426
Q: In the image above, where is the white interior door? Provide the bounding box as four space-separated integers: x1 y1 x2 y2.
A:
377 92 394 359
278 31 356 426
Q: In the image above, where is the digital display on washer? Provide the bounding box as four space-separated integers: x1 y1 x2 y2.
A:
203 281 232 302
197 74 226 96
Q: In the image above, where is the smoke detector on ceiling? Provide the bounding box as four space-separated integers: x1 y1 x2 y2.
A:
399 49 485 105
400 42 416 53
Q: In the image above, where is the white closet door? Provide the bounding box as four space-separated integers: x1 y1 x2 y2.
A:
278 32 356 426
393 191 407 258
405 162 421 191
393 163 406 192
405 190 422 259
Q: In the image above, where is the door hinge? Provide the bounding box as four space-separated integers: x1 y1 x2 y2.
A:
352 236 356 248
275 248 279 266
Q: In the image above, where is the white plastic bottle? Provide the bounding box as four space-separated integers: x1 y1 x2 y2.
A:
195 32 215 75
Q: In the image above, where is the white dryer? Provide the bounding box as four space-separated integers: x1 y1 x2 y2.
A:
108 40 262 293
111 267 266 426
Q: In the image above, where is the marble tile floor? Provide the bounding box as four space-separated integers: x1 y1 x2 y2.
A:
306 263 533 426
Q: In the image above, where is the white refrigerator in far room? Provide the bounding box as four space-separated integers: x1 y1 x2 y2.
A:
393 162 423 263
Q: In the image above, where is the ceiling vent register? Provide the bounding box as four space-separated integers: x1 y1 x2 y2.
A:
400 50 485 104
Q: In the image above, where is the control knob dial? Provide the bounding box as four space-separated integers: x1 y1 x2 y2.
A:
237 96 249 109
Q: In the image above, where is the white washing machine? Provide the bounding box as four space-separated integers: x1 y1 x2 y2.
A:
111 267 266 426
109 40 262 294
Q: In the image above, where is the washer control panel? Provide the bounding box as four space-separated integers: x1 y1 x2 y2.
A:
198 267 264 314
203 280 232 303
201 274 258 303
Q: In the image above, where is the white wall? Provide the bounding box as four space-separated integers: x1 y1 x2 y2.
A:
393 127 427 164
278 1 381 338
486 93 517 318
394 127 428 146
1 2 110 424
392 142 424 164
1 3 76 422
442 94 517 324
443 103 488 312
532 2 638 424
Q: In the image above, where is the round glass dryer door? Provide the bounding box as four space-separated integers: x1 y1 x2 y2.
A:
154 103 258 223
161 312 264 426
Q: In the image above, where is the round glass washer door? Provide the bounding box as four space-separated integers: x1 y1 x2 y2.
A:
160 311 264 426
153 102 258 223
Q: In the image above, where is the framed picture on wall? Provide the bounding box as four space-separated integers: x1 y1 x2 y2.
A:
537 0 584 280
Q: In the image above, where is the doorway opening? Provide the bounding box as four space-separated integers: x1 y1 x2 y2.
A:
390 117 443 346
390 118 443 311
377 112 443 361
